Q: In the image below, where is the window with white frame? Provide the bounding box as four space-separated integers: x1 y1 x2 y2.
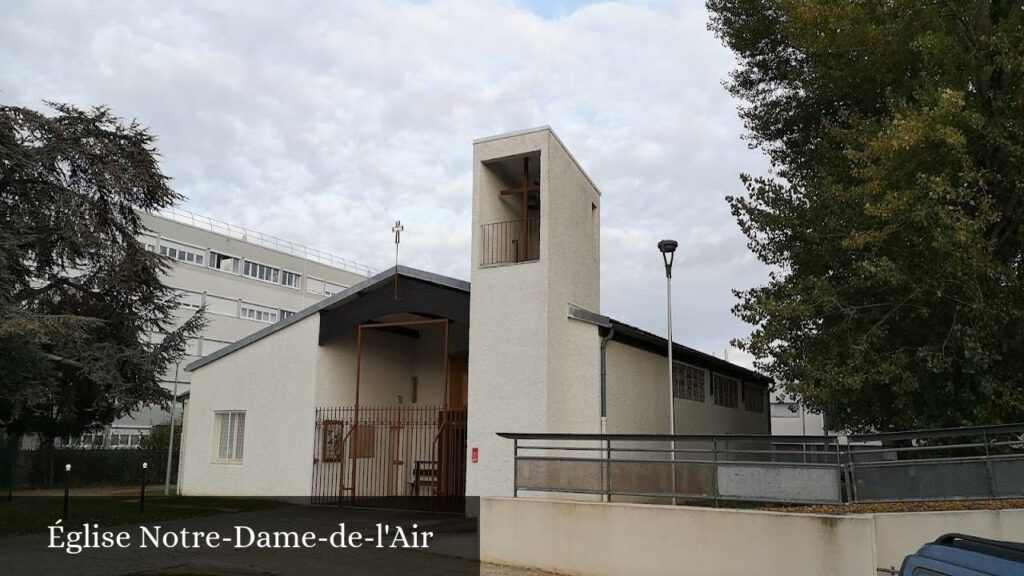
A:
743 383 765 413
280 309 295 320
672 362 706 402
159 239 205 266
712 374 740 408
281 270 301 288
325 281 347 296
243 261 280 283
240 304 278 323
209 251 240 274
215 411 245 462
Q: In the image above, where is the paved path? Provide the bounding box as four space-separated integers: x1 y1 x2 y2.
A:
0 505 556 576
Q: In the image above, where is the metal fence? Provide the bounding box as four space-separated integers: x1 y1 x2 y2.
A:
499 423 1024 505
480 218 540 265
153 206 376 276
845 423 1024 503
311 405 467 505
3 448 178 490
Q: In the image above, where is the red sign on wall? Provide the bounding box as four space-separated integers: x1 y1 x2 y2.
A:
471 447 479 463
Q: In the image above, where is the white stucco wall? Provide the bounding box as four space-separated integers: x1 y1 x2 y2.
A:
481 497 1024 576
178 314 321 496
467 127 602 502
313 322 466 407
605 340 770 435
481 498 877 576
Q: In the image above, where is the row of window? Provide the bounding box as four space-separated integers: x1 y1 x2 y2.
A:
148 332 231 358
174 289 295 326
671 362 766 413
143 235 350 295
60 430 149 449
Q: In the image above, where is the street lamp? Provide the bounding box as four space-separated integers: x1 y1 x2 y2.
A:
164 361 180 496
658 239 678 504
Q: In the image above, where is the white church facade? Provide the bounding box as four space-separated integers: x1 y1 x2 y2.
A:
177 127 770 499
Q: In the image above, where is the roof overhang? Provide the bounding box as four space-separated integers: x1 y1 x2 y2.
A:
186 266 469 372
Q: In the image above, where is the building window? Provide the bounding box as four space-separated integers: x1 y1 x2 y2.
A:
243 261 280 283
241 304 278 323
280 309 295 320
159 240 205 266
209 252 240 274
712 374 739 408
325 281 347 296
215 411 245 462
281 270 301 288
672 362 706 402
744 383 765 413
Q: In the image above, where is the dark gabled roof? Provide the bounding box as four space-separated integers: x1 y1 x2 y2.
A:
567 304 771 385
186 265 469 372
186 265 767 386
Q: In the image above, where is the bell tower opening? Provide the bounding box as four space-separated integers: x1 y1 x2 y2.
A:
479 152 541 266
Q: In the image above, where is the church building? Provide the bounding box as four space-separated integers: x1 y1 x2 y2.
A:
177 127 770 500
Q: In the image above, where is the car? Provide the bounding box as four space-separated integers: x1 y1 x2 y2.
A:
898 533 1024 576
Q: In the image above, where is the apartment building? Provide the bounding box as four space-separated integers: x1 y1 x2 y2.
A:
75 208 376 448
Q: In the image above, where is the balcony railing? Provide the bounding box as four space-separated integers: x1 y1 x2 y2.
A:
480 218 539 266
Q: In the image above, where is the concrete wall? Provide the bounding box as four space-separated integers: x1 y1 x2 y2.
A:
480 497 1024 576
605 340 769 435
872 508 1024 570
178 314 321 496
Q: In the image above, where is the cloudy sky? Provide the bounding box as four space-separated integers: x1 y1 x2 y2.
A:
1 0 770 361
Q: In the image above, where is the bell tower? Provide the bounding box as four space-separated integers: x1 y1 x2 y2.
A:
466 126 602 500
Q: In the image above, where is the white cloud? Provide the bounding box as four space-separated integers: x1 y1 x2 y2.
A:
0 0 771 355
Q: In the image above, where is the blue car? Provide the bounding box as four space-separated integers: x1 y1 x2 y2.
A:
899 534 1024 575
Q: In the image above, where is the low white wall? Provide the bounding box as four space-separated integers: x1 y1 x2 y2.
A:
872 508 1024 570
480 497 1024 576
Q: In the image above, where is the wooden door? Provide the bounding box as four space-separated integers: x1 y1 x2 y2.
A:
447 355 469 409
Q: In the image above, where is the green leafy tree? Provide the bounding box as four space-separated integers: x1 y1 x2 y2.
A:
0 102 205 442
139 417 182 451
708 1 1024 431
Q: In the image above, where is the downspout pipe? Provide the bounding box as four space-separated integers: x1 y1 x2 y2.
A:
600 325 615 503
599 326 615 435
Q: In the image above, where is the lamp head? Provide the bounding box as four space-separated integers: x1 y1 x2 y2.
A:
658 239 678 277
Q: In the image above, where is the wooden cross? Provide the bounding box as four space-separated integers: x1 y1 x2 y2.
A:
500 157 539 261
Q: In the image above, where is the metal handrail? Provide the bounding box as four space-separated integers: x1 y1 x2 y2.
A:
502 423 1024 506
150 206 377 276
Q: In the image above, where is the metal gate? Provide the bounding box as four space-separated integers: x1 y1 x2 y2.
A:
311 405 467 505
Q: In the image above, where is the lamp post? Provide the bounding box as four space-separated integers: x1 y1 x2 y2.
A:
658 239 678 504
164 362 180 496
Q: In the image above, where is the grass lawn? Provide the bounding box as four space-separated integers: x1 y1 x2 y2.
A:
0 494 290 536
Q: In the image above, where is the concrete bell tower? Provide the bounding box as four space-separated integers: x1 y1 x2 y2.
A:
466 127 602 500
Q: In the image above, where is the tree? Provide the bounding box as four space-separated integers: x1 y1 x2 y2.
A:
0 102 205 442
139 417 182 451
707 1 1024 431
